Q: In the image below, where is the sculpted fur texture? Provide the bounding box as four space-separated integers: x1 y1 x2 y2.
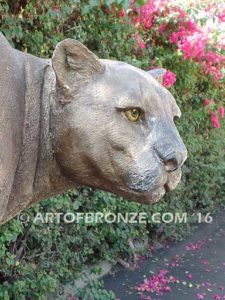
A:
0 33 187 224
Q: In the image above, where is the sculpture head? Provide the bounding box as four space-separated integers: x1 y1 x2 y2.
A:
51 39 187 204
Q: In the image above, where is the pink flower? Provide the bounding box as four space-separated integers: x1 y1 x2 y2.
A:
187 273 193 279
218 106 225 119
218 14 225 23
202 51 225 80
203 98 211 106
211 114 221 128
179 35 207 60
134 33 146 49
159 24 166 34
120 8 125 18
162 70 176 88
213 294 221 300
132 0 225 82
144 16 154 29
176 8 186 19
187 19 198 31
138 41 145 49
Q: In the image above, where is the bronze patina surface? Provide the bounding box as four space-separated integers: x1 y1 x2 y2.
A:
0 34 187 224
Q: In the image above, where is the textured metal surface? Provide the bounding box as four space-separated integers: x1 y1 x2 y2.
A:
0 36 187 224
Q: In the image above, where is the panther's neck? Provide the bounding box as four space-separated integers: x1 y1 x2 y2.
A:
4 58 74 223
27 64 75 208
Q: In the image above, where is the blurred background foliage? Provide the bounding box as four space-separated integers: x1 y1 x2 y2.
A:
0 0 225 299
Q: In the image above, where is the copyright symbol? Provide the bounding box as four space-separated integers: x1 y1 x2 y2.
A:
17 213 30 224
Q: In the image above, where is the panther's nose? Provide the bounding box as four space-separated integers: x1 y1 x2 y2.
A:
154 146 187 173
163 152 186 173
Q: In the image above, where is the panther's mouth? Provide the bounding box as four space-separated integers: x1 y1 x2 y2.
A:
123 168 182 204
69 167 182 205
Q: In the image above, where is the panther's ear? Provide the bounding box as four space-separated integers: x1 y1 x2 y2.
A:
148 68 166 83
52 39 105 100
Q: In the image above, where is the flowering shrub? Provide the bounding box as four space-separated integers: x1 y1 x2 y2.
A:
126 0 225 127
131 0 225 79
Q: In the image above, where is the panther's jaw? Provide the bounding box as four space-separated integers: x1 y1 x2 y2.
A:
116 168 182 204
114 184 165 204
65 165 182 205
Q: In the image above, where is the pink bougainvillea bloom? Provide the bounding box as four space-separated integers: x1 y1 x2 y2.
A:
218 14 225 23
176 7 186 19
197 293 205 299
179 34 207 60
134 33 146 49
187 273 193 279
158 24 166 34
138 41 145 49
203 98 211 106
218 106 225 118
186 19 198 31
162 70 176 88
120 8 125 18
211 114 221 128
213 294 221 300
144 16 154 29
133 0 225 82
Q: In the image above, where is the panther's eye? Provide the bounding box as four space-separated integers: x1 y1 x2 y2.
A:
124 108 141 122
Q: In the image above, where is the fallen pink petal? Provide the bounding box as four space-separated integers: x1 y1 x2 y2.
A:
197 293 205 299
186 240 206 251
201 259 209 265
135 269 175 295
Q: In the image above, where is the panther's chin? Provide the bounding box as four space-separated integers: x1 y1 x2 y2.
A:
72 169 182 205
122 169 182 204
126 185 166 204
